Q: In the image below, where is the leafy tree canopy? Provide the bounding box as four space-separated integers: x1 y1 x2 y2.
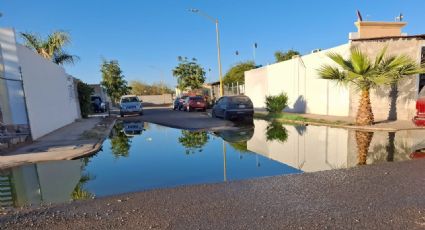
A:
172 56 206 91
223 61 256 85
274 49 300 63
178 130 209 154
100 60 131 103
130 80 173 95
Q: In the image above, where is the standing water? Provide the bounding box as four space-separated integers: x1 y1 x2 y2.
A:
1 119 424 208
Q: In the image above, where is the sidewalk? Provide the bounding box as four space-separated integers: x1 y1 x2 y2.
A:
0 117 115 169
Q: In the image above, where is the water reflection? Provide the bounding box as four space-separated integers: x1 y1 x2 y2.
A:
266 121 288 143
109 120 145 158
355 131 374 165
0 160 83 208
248 120 425 172
178 131 209 154
214 125 254 153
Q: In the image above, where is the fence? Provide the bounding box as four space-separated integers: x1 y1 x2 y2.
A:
224 82 245 96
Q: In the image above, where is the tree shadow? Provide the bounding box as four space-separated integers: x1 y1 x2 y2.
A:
284 96 306 113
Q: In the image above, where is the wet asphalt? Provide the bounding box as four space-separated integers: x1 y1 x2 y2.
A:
2 108 425 229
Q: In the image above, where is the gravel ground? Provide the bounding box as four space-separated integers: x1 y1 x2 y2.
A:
2 158 425 229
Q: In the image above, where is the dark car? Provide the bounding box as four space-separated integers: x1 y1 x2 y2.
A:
91 96 106 113
182 96 207 112
173 97 180 110
212 95 254 121
176 95 189 111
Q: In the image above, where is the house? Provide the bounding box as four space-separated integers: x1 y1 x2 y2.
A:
0 28 81 140
245 19 425 121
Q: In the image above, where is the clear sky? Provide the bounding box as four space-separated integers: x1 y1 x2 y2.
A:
1 0 424 87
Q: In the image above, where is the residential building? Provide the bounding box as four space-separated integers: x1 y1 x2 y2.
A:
0 28 81 140
245 19 425 121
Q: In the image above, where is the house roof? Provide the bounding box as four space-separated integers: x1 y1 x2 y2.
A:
351 34 425 41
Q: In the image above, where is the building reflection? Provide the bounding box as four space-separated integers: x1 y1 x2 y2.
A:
0 160 84 208
248 120 425 172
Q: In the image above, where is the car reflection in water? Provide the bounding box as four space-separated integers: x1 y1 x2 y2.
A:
122 120 145 136
213 124 255 153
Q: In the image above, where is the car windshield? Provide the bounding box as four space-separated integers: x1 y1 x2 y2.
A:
121 97 139 103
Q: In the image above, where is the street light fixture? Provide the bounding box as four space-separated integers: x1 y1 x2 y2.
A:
189 8 223 97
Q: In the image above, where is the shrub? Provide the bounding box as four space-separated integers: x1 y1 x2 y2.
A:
77 81 94 118
265 92 288 113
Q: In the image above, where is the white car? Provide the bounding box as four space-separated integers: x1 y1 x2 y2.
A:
119 95 143 117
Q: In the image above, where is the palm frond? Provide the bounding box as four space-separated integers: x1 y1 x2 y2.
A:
350 48 371 75
53 52 79 65
317 65 348 84
326 52 353 72
20 32 42 51
374 46 388 67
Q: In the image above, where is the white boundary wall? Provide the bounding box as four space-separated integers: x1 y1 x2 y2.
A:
17 44 80 139
245 44 351 116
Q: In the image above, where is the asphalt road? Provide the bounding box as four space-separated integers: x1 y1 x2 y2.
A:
119 107 235 131
2 158 425 229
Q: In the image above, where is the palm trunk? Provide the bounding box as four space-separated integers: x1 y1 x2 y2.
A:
356 131 374 165
387 84 398 121
356 89 374 126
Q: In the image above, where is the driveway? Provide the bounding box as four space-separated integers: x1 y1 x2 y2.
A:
119 107 235 131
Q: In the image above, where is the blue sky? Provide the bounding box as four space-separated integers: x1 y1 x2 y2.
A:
1 0 425 87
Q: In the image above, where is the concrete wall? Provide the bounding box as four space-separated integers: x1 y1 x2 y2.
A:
139 94 173 105
0 28 28 125
245 44 351 116
351 38 425 121
17 44 80 139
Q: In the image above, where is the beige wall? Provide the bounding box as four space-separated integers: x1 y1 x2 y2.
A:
245 44 351 116
139 94 173 105
350 38 425 120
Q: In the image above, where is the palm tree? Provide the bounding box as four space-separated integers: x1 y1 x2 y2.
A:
20 31 78 65
318 47 423 126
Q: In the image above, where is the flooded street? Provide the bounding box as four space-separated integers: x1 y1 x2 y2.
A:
1 119 425 208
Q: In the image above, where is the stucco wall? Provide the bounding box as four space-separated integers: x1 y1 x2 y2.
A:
139 94 173 105
245 44 351 116
17 44 80 139
350 38 425 121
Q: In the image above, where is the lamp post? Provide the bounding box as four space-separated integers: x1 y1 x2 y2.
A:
189 8 223 97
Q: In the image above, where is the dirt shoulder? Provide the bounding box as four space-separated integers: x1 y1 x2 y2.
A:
1 158 425 229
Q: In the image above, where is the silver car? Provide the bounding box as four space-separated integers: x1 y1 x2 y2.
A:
119 95 143 117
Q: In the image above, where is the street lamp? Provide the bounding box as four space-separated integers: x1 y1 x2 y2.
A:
189 8 223 97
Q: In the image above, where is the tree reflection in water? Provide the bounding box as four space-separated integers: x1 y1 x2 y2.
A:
178 130 209 154
266 121 288 143
110 122 132 158
355 131 374 165
72 157 95 200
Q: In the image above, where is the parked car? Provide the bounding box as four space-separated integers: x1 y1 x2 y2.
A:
182 96 207 112
176 95 189 111
91 96 107 113
119 95 143 117
212 95 254 121
173 97 180 110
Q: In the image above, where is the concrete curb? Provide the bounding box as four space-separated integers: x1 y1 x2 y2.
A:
0 118 117 169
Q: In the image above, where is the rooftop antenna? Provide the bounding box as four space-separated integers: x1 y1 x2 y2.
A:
356 10 363 22
395 13 403 22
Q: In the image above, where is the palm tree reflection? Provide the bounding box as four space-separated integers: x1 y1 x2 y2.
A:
110 122 132 158
355 131 374 165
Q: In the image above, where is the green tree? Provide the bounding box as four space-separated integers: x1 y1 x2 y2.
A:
20 31 79 65
76 80 93 118
130 80 173 95
178 130 209 154
223 61 256 85
100 60 131 103
172 57 205 90
274 49 300 63
318 47 423 126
